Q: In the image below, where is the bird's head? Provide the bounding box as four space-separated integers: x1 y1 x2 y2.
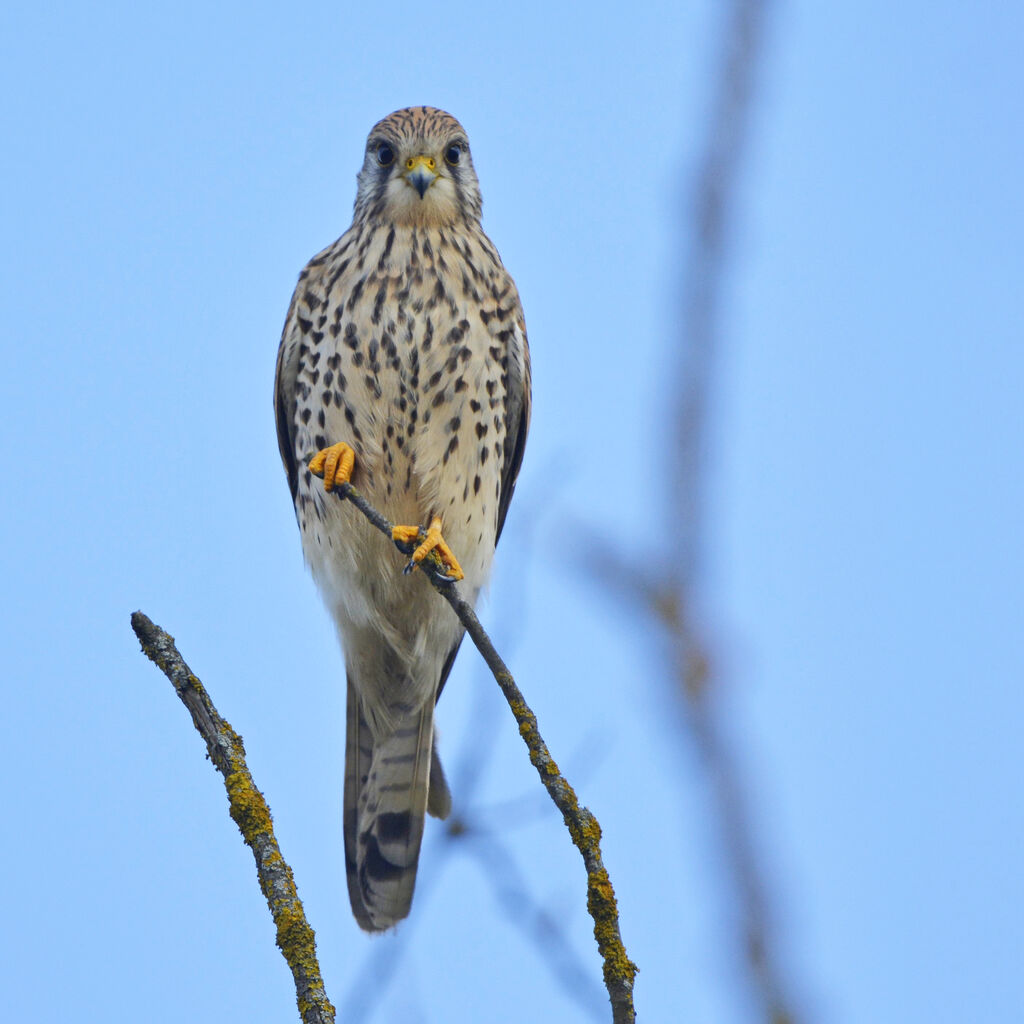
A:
354 107 483 227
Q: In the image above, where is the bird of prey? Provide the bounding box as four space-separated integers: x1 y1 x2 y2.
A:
274 107 531 931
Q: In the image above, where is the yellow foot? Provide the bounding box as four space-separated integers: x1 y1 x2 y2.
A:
392 516 465 582
308 442 355 492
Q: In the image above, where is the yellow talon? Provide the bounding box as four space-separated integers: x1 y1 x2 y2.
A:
391 516 464 581
308 442 355 492
391 524 422 546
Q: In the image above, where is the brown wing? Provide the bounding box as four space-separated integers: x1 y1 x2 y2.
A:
440 308 530 701
273 281 307 505
495 312 532 544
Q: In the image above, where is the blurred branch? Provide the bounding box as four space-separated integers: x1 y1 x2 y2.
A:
130 611 335 1024
457 824 609 1021
672 0 765 566
667 3 804 1023
312 468 638 1024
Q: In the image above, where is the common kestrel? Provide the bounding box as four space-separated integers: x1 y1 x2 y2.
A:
274 107 531 930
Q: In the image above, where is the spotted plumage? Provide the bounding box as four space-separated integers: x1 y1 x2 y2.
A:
274 107 531 930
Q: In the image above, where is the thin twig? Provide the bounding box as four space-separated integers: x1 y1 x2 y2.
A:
321 476 638 1024
130 611 336 1024
346 502 604 1022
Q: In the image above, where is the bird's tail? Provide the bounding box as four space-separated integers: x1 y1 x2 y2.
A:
344 676 450 931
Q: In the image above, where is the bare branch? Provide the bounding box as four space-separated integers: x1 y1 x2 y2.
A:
316 474 638 1024
667 3 805 1022
130 611 336 1024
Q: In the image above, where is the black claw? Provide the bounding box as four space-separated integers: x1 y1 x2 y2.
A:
403 560 416 575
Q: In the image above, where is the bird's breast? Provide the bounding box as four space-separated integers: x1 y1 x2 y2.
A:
293 223 513 588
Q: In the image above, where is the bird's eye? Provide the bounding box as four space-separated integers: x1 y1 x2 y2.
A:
376 143 394 166
444 144 461 166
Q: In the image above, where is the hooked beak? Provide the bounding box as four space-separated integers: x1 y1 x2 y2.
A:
403 154 438 199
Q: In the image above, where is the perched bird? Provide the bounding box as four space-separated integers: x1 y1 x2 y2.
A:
274 107 531 931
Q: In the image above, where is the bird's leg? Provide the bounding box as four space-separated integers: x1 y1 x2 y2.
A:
308 442 356 492
392 517 465 582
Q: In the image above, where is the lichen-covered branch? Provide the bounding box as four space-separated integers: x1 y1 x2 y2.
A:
130 611 336 1024
319 476 638 1024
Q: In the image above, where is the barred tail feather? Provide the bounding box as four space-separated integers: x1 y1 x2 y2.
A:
343 682 377 931
427 742 452 820
344 676 441 931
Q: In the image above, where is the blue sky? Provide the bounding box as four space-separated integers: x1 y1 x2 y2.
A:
2 3 1022 1022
